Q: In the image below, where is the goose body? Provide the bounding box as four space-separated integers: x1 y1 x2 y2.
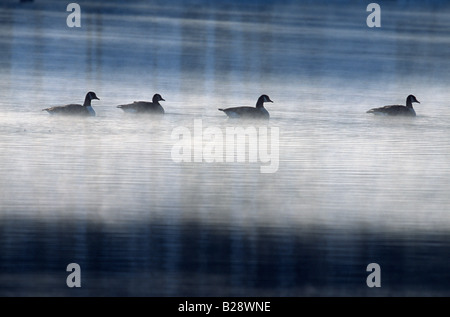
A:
219 95 273 119
43 91 99 116
117 94 165 114
367 95 420 117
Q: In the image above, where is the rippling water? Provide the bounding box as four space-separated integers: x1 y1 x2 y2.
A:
1 0 450 296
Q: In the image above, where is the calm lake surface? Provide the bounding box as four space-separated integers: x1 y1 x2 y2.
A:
1 0 450 296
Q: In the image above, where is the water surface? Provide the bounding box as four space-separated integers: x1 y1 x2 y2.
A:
1 0 450 296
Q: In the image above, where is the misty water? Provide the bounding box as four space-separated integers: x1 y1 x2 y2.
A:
1 0 450 296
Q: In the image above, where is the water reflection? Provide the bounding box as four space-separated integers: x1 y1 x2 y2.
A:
0 217 449 296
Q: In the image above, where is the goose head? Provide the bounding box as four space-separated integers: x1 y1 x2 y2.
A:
153 94 165 103
261 94 273 103
87 91 100 101
407 95 420 104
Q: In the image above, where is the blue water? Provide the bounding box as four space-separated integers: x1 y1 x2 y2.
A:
0 0 449 296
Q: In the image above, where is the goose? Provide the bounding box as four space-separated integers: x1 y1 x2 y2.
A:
117 94 165 114
43 91 99 116
219 94 273 119
367 95 420 116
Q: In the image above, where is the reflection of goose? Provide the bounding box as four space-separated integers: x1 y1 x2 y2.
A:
219 95 273 119
367 95 420 116
117 94 165 114
43 91 99 116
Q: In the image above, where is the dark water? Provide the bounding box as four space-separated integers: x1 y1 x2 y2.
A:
0 0 450 296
